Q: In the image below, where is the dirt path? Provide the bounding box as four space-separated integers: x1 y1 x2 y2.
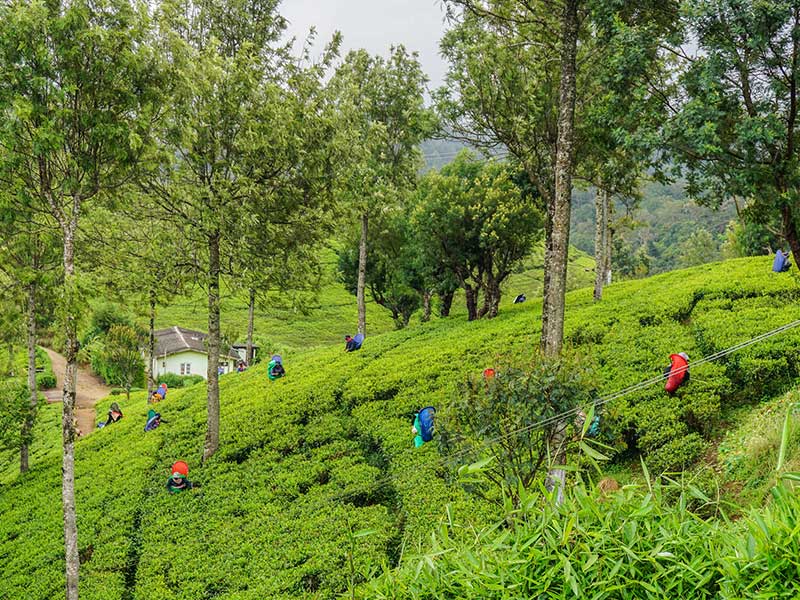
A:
43 348 113 437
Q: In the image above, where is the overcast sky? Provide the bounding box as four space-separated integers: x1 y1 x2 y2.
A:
280 0 450 91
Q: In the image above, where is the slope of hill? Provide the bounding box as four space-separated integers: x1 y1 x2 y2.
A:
148 245 595 350
3 256 800 599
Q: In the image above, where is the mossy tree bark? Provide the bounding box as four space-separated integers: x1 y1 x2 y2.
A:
204 230 221 461
357 212 368 336
543 0 580 506
20 282 37 473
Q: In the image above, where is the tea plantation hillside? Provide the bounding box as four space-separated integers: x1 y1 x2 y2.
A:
3 256 800 599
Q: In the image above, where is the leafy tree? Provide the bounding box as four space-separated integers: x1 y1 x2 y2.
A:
0 191 60 473
439 0 582 354
338 209 423 329
612 236 651 278
440 0 678 354
0 0 165 594
146 0 337 460
236 198 331 365
671 0 800 268
678 229 718 268
414 152 543 320
330 47 434 336
93 325 145 402
578 6 678 301
439 354 597 508
80 202 189 398
722 218 781 259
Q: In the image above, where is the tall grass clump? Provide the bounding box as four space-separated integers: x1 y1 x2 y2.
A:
365 476 800 599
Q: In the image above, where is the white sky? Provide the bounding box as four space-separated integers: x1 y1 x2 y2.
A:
280 0 450 90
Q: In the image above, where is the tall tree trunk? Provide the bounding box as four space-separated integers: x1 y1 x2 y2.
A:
465 285 478 321
593 188 607 302
541 199 554 347
20 281 37 473
204 231 222 462
146 288 156 399
439 290 454 317
604 192 613 286
782 205 800 269
477 288 491 319
544 0 580 507
487 282 501 319
547 420 569 506
357 212 368 336
61 219 80 600
421 290 432 322
246 288 255 364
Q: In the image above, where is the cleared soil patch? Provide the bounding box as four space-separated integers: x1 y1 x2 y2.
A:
43 348 112 437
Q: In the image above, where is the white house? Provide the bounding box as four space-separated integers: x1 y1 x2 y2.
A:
152 326 239 379
231 343 259 364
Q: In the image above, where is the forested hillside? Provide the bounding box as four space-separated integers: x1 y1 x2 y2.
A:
3 256 800 599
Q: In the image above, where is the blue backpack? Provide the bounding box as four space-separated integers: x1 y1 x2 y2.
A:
418 406 436 442
144 410 161 432
773 251 789 272
353 333 364 350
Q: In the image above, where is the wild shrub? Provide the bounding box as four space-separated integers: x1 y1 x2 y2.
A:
365 479 800 600
438 353 597 508
0 378 29 451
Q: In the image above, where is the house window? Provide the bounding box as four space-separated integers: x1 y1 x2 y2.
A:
180 363 192 375
180 363 185 375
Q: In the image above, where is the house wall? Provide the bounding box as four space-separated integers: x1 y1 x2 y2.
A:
232 347 259 362
152 350 235 380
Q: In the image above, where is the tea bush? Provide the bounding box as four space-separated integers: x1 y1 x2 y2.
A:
1 256 799 598
155 373 205 389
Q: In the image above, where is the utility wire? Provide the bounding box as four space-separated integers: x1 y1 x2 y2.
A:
284 317 800 513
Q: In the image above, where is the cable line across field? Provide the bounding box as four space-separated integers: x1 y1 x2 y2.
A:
285 317 800 514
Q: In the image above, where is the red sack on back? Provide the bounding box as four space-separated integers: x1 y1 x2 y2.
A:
665 353 689 394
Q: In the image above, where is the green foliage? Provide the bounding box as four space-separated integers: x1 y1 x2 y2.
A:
719 390 800 506
366 478 800 599
721 217 781 259
0 377 28 451
439 354 596 507
155 373 204 389
413 153 544 319
678 229 719 269
572 183 736 276
90 325 145 393
81 303 134 348
36 371 56 390
338 210 424 329
1 256 799 597
671 0 800 265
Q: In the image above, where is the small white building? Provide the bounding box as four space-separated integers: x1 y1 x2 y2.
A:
231 343 260 364
152 326 239 379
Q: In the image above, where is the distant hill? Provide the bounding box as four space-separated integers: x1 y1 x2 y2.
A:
571 181 737 274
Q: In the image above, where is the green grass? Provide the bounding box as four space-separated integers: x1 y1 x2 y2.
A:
717 388 800 505
150 245 596 350
3 255 800 598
